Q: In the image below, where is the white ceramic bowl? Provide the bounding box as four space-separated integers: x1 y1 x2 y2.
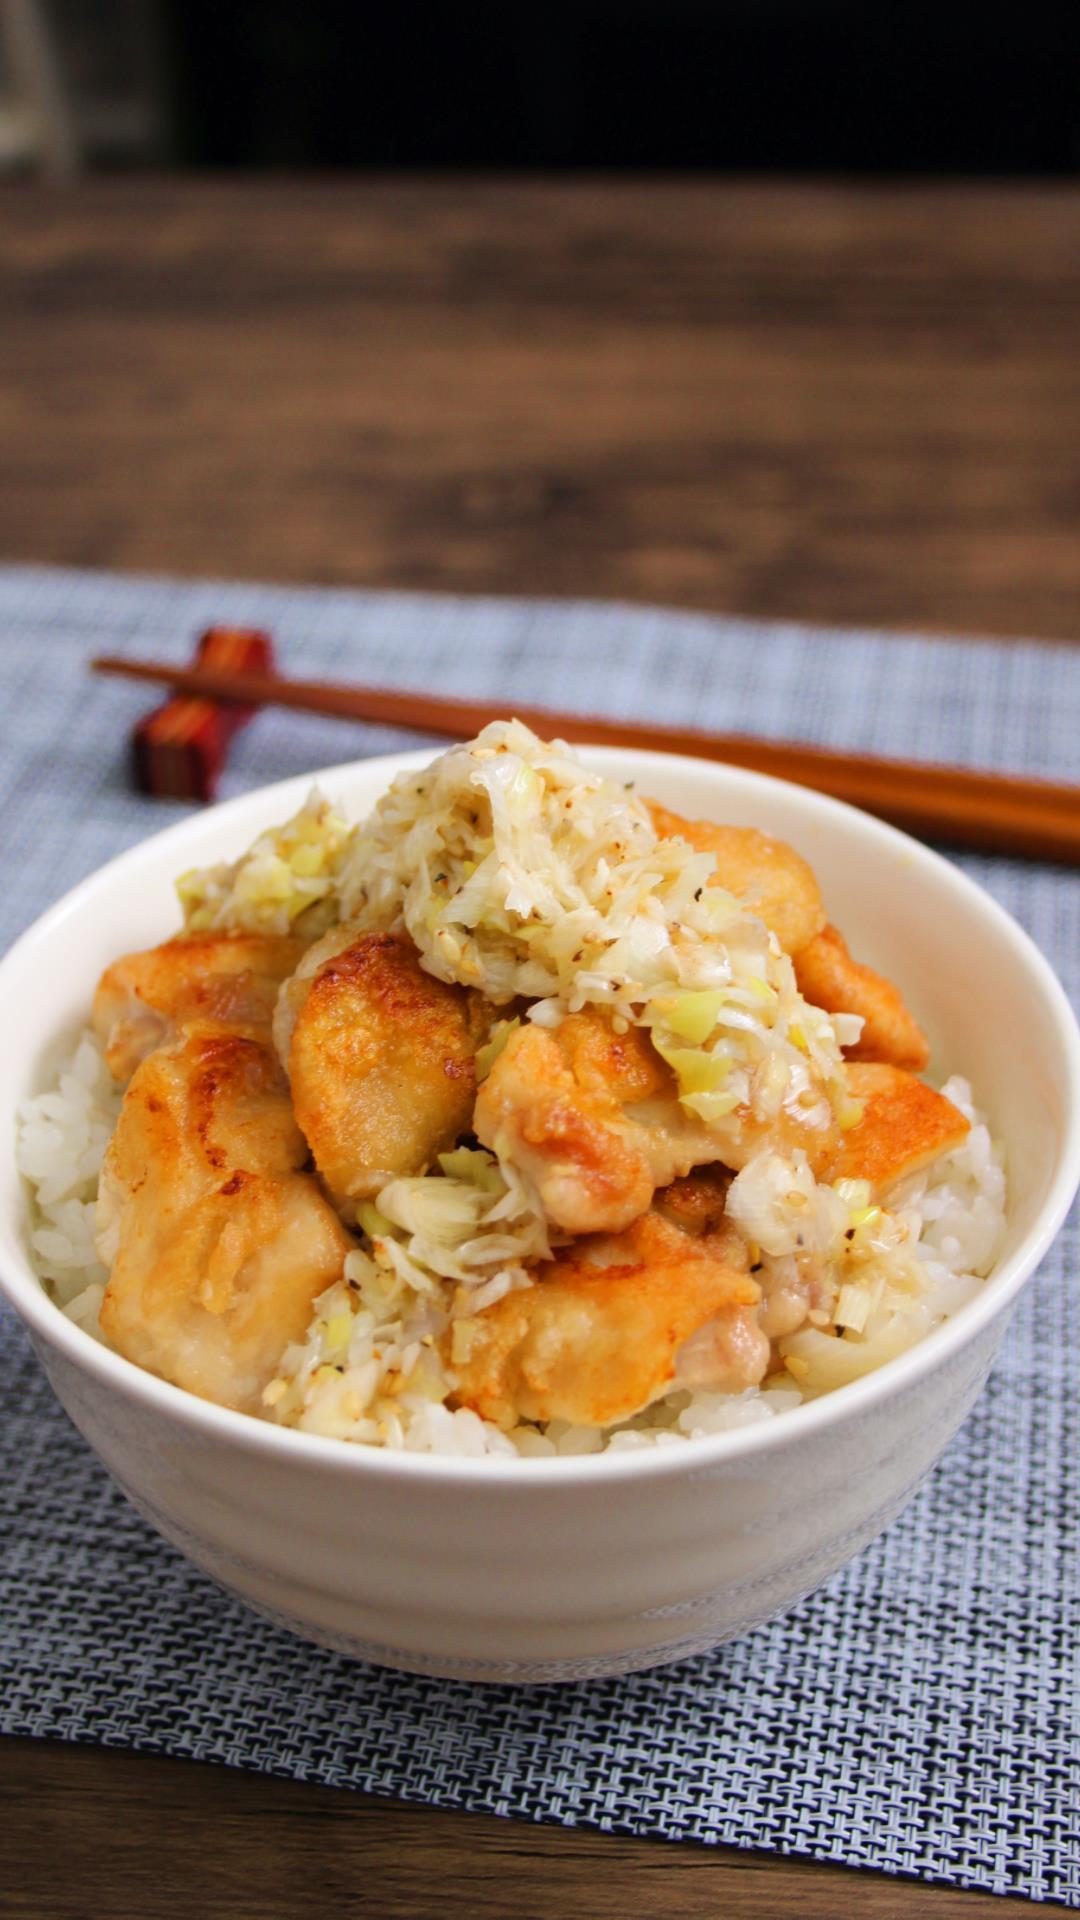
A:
2 750 1078 1684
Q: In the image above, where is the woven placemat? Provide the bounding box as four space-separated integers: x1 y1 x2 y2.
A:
1 565 1077 1905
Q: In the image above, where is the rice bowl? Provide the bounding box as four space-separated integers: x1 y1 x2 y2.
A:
1 744 1077 1680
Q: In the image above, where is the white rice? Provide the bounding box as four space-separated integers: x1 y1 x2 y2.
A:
15 1031 121 1343
16 1035 1006 1458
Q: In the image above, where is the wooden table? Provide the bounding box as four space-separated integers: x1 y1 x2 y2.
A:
1 178 1075 1918
1 177 1078 640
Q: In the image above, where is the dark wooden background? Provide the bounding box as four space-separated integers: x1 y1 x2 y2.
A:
1 177 1077 1918
1 178 1078 642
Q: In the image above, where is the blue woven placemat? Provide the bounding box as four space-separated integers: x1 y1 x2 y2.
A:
1 565 1077 1905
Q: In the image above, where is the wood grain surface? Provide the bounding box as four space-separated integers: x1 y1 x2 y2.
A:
1 177 1079 639
0 1739 1040 1920
1 177 1072 1915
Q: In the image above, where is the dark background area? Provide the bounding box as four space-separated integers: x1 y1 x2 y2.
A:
165 1 1080 174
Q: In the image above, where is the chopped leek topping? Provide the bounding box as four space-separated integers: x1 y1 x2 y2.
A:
474 1017 521 1083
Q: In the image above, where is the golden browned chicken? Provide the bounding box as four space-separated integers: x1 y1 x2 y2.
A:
648 800 929 1072
652 1164 739 1247
474 1013 692 1235
449 1210 765 1430
93 931 306 1085
647 800 826 956
474 1007 840 1235
279 926 491 1214
828 1062 969 1193
96 1022 352 1410
794 924 930 1072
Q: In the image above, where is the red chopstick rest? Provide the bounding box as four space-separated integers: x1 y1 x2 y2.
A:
131 627 275 801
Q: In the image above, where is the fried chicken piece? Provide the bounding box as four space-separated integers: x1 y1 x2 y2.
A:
651 1165 747 1263
827 1062 969 1194
279 927 491 1214
473 1009 840 1236
96 1024 353 1411
93 932 307 1085
473 1013 697 1236
647 800 826 956
794 923 930 1072
647 801 927 1071
449 1211 765 1430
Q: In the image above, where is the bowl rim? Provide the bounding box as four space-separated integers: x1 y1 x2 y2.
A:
3 744 1079 1485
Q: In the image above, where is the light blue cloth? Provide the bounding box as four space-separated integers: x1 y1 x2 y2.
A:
1 565 1077 1904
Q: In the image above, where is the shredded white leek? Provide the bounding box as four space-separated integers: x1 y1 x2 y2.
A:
178 788 352 937
337 720 853 1146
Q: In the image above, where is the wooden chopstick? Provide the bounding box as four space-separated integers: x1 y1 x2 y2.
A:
91 654 1080 865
